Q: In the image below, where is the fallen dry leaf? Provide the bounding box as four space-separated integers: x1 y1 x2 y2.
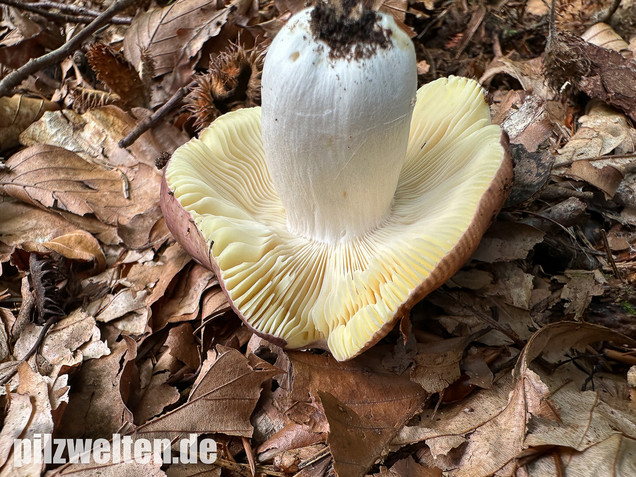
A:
471 222 545 263
130 364 181 425
581 22 630 52
410 336 469 394
286 350 426 476
0 144 161 249
134 346 280 440
48 458 166 477
123 0 233 92
13 309 110 372
19 106 187 170
0 95 59 152
0 8 61 69
56 338 135 440
372 455 442 477
0 363 58 476
0 196 79 262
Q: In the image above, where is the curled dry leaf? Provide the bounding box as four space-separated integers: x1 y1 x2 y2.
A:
555 102 635 198
410 336 470 394
0 196 79 262
56 338 136 440
13 309 109 372
123 0 233 91
20 230 107 272
0 144 161 248
285 351 426 476
0 95 59 152
151 262 217 331
581 22 630 53
515 321 636 374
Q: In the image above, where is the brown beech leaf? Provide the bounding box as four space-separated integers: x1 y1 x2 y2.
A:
135 346 281 439
471 222 545 263
123 0 233 90
516 321 636 373
151 263 217 331
397 322 636 475
287 350 426 476
20 106 187 170
526 432 636 476
410 336 470 394
0 144 160 247
130 365 181 425
0 363 57 476
85 243 191 329
372 456 442 477
165 323 201 371
0 196 80 262
31 230 106 271
56 338 135 440
48 461 166 477
13 309 109 371
0 393 32 469
0 95 59 152
0 8 62 69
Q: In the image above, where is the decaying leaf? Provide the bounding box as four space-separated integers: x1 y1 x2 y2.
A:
0 95 59 152
19 106 187 170
123 0 233 91
56 338 135 440
134 346 280 439
0 144 161 248
555 102 636 198
410 336 470 394
286 350 426 476
0 197 80 262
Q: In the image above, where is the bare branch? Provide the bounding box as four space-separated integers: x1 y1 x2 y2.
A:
0 0 132 24
119 80 197 149
0 0 136 97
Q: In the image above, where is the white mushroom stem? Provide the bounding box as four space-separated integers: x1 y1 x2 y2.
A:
261 5 417 243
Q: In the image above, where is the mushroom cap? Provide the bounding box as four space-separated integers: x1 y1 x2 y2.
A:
161 76 513 361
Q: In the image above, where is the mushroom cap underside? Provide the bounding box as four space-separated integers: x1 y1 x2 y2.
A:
162 76 513 361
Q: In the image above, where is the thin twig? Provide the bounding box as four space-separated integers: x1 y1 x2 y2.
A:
0 0 136 98
600 229 623 281
27 0 132 23
0 314 63 386
547 0 557 50
0 0 131 24
552 152 636 168
119 80 197 148
599 0 622 23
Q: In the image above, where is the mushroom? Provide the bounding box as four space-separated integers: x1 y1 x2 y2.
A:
160 3 512 361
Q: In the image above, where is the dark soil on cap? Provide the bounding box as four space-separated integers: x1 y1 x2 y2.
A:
309 1 392 61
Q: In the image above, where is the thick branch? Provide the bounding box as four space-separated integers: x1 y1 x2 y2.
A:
0 0 136 97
